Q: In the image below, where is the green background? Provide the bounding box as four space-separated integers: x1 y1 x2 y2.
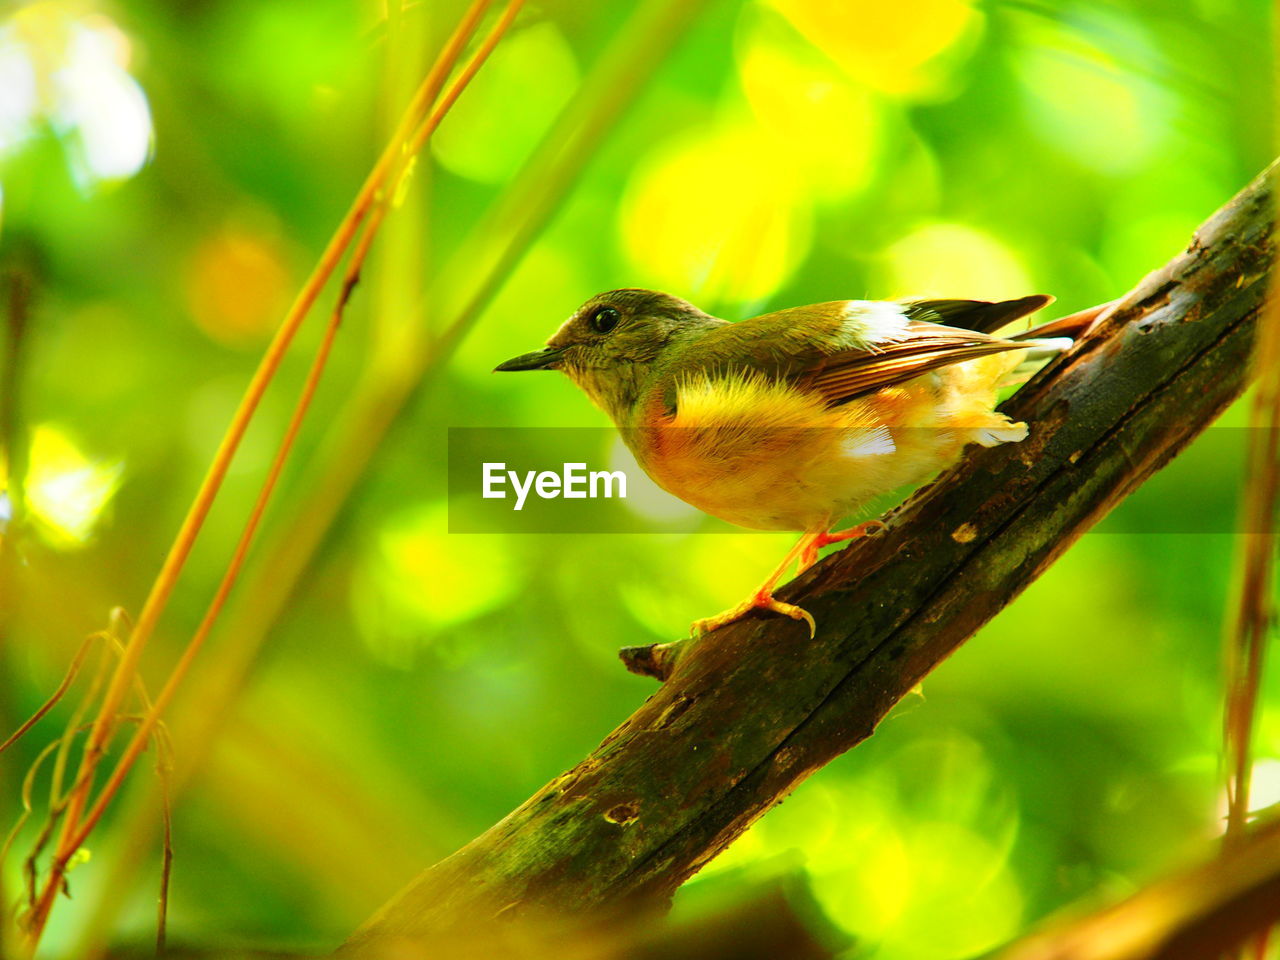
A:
0 0 1273 955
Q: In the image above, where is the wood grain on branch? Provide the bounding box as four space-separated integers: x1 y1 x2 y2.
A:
344 163 1276 952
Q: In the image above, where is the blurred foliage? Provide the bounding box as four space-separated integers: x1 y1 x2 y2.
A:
0 0 1272 956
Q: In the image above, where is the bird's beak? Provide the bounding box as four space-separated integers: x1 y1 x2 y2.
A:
493 347 565 372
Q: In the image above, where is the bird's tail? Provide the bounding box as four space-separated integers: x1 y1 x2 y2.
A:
988 304 1111 386
909 295 1114 345
1009 301 1115 344
999 302 1117 381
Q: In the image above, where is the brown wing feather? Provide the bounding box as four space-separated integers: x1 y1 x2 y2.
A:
905 295 1053 333
803 335 1030 406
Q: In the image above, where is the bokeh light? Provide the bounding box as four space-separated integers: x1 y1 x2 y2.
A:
699 730 1024 958
735 14 881 202
0 3 152 189
186 216 294 346
762 0 983 97
350 501 520 667
881 223 1033 301
1015 10 1171 175
431 21 579 185
24 423 123 547
619 122 813 303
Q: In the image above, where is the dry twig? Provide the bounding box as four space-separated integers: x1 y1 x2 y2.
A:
1220 161 1280 960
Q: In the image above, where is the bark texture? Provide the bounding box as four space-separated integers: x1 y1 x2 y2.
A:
345 164 1275 951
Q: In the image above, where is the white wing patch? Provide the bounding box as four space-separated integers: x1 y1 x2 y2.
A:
832 300 911 352
840 425 896 458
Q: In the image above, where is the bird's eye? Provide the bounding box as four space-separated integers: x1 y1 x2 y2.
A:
590 306 621 334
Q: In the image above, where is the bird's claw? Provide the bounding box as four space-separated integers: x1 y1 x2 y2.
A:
691 591 816 638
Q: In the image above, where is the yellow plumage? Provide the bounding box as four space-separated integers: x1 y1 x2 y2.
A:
633 352 1026 533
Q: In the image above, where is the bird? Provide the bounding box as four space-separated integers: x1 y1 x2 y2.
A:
495 289 1099 638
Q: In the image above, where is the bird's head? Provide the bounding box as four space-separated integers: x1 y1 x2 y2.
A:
495 288 718 422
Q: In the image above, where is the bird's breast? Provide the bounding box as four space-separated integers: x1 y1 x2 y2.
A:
621 371 955 530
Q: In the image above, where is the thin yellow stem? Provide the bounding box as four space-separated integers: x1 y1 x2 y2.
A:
57 4 707 951
405 0 526 166
59 2 527 860
1219 180 1280 959
26 305 347 945
1222 222 1280 845
58 0 522 862
0 634 94 756
23 2 496 948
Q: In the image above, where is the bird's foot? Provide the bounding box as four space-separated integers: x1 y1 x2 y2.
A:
798 520 887 570
691 588 816 639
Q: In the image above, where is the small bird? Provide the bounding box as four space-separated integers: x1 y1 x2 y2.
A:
496 289 1097 638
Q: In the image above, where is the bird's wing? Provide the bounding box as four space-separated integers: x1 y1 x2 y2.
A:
665 298 1058 409
800 330 1031 405
901 295 1052 334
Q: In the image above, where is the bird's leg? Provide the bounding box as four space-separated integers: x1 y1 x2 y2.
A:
691 532 822 639
797 520 887 572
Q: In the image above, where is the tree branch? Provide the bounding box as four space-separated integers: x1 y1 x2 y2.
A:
995 813 1280 960
344 162 1275 951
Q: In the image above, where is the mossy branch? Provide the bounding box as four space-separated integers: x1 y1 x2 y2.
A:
344 163 1275 951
